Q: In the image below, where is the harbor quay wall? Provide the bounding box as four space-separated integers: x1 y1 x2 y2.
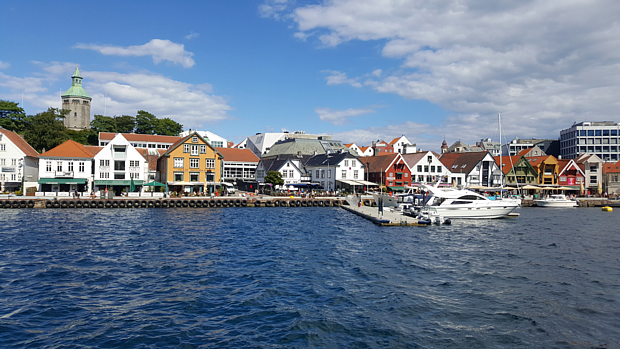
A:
0 197 344 209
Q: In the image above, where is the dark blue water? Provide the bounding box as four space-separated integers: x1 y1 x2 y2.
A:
0 207 619 348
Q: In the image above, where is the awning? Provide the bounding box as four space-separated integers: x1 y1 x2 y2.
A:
387 186 406 192
94 180 144 186
288 183 321 187
144 181 166 187
396 172 404 175
337 179 378 186
39 178 87 185
166 181 204 186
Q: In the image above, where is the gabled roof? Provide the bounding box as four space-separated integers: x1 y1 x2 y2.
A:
603 160 620 174
163 131 222 158
259 156 308 174
401 152 427 168
344 143 355 148
557 159 585 177
389 137 400 145
364 153 401 173
518 148 530 156
494 155 525 175
0 128 39 158
526 155 557 168
359 146 370 152
574 153 603 164
305 152 358 167
216 147 260 163
99 132 180 144
84 146 103 156
40 139 96 158
438 151 490 174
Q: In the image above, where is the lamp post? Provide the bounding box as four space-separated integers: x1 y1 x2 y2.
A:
366 161 370 192
427 156 432 184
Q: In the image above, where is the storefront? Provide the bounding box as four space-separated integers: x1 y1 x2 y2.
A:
39 178 88 193
94 179 144 196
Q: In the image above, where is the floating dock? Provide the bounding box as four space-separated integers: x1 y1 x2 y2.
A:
340 204 429 226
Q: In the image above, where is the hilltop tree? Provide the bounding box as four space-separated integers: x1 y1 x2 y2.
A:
115 115 135 133
154 117 183 136
90 115 117 133
135 110 158 134
0 100 30 133
23 108 69 152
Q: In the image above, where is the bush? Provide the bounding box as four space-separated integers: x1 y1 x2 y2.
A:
26 186 37 193
15 190 22 196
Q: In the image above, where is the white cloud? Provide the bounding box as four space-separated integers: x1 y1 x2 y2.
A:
0 61 10 69
323 70 362 88
184 32 200 40
0 63 233 129
259 0 291 20
315 107 376 125
280 0 620 143
75 39 196 68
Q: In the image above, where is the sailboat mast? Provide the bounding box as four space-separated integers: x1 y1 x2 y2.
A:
499 113 502 188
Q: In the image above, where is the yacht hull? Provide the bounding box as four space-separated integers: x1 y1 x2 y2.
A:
433 204 519 219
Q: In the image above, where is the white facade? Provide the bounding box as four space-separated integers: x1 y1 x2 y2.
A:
38 157 94 192
0 130 38 192
406 152 451 185
255 158 305 186
239 133 287 157
93 134 147 194
359 146 374 157
308 157 365 191
560 121 620 161
179 130 228 148
391 136 417 154
344 143 363 157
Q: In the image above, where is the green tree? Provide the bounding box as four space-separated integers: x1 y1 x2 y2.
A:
135 110 157 134
23 108 69 153
115 115 135 133
264 171 284 186
154 117 183 136
66 129 93 145
0 100 30 133
90 115 117 133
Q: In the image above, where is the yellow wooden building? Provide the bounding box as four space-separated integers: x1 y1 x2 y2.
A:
159 132 223 194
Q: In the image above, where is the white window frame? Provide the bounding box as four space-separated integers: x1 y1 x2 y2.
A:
174 157 184 168
190 158 200 168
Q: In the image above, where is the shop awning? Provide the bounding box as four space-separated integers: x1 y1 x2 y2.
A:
94 180 144 186
39 178 87 185
166 181 204 186
387 186 406 192
144 181 166 187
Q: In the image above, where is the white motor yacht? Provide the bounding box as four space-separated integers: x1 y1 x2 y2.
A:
421 184 519 219
534 194 578 208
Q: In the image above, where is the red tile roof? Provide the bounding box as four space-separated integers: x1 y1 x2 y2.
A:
215 147 259 162
389 137 400 145
494 155 526 175
99 132 180 144
603 160 620 174
84 146 103 156
0 128 39 158
364 153 400 173
40 139 96 158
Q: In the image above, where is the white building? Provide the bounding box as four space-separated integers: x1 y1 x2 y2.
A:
255 156 307 188
38 140 96 193
560 121 620 161
439 151 502 187
179 130 229 148
389 136 417 154
0 128 39 192
217 147 260 183
99 132 179 149
344 143 363 157
93 134 148 196
402 151 451 185
305 151 365 191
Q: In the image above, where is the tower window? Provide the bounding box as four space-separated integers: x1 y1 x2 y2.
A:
74 112 77 117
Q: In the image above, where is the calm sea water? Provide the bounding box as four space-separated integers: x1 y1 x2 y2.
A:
0 206 619 348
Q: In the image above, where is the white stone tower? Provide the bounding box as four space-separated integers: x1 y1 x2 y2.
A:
61 67 91 130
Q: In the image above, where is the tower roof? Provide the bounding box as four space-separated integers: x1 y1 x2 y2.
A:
62 67 91 99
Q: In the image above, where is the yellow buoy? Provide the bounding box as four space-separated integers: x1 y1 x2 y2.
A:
602 206 613 212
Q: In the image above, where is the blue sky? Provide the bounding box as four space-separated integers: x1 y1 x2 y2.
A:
1 0 619 151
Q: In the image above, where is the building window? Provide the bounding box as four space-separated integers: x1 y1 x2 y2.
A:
316 170 319 178
431 166 435 172
417 165 422 172
424 165 429 172
200 145 207 154
190 158 200 168
344 160 349 166
57 162 62 172
174 172 184 181
282 171 288 178
352 161 356 167
290 170 294 178
192 136 199 143
174 158 184 168
100 159 110 167
191 145 199 156
0 144 5 151
114 161 125 171
327 169 331 178
190 173 199 182
130 160 139 167
0 159 4 166
321 170 325 178
183 144 190 153
342 170 346 179
68 162 74 172
354 170 358 179
206 159 215 169
99 172 109 179
79 162 85 172
46 161 52 172
130 172 140 179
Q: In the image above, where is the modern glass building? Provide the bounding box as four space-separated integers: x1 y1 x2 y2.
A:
560 121 620 161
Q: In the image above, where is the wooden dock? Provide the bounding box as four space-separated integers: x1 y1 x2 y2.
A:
340 204 429 226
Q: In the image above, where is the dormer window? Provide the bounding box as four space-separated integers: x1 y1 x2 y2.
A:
192 137 198 143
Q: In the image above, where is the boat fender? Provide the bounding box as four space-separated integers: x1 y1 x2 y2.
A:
235 199 241 207
173 200 181 207
318 200 324 207
60 201 68 208
281 200 288 207
189 200 196 207
254 200 260 207
161 200 168 207
75 201 83 208
139 200 147 207
154 200 161 207
265 200 272 207
208 200 215 207
274 200 280 207
45 201 52 208
97 200 104 208
241 199 247 207
69 201 76 208
28 200 35 208
118 201 126 208
147 200 154 207
105 200 112 208
334 200 341 206
112 200 119 208
215 199 222 207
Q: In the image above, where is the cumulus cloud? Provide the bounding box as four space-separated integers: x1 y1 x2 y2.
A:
315 107 376 125
259 0 291 20
323 70 362 88
184 32 200 40
0 62 233 129
277 0 620 144
0 61 10 69
75 39 196 68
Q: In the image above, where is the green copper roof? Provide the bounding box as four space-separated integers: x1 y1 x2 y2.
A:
62 67 91 99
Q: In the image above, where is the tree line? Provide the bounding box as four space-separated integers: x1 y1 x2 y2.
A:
0 100 183 153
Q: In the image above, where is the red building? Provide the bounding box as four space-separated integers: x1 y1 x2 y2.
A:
371 140 394 156
364 153 411 191
557 159 585 189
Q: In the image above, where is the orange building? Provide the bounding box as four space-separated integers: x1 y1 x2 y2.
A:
158 132 223 194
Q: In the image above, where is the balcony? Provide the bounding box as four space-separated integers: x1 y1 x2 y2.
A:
54 171 74 178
